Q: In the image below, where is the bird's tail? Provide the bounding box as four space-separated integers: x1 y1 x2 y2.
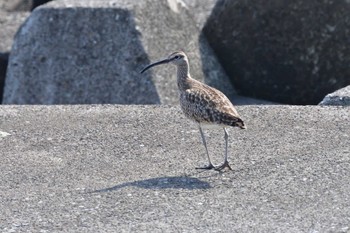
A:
233 118 246 129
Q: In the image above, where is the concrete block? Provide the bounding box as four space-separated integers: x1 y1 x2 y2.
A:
3 0 235 105
203 0 350 105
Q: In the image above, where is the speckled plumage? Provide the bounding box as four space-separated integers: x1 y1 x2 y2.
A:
180 78 244 128
141 51 246 171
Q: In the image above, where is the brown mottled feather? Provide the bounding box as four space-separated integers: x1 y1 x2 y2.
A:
180 78 245 128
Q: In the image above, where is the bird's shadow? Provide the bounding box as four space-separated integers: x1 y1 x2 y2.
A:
90 175 214 193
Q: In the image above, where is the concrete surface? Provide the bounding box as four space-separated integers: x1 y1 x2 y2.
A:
181 0 217 29
319 85 350 106
0 0 31 12
0 10 29 53
0 105 349 232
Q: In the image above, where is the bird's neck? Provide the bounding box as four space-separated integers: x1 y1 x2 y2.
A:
176 64 191 91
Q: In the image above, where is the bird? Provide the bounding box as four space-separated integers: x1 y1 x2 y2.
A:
140 51 246 171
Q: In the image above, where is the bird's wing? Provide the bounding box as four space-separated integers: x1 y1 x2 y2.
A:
183 83 243 126
187 81 239 114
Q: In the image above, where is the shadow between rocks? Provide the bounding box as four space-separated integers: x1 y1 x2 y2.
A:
91 176 212 193
0 53 9 103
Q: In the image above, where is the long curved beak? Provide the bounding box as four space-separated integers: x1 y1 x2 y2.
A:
140 58 170 74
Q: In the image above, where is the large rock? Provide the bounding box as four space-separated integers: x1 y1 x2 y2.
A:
203 0 350 105
319 85 350 106
3 0 235 105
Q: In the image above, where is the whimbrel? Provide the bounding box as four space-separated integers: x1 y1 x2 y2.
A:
140 51 246 171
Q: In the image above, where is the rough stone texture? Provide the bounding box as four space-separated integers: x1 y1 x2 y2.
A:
203 0 350 105
181 0 218 29
3 0 236 105
0 0 32 12
0 105 349 232
0 9 29 102
0 10 30 53
319 85 350 106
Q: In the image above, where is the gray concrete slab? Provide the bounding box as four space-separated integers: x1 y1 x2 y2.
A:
0 105 349 232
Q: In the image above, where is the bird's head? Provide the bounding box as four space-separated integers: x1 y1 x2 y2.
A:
167 51 188 66
140 51 188 73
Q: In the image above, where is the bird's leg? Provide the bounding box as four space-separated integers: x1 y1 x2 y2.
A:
215 128 233 171
195 125 215 170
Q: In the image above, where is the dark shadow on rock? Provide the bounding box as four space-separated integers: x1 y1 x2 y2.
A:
91 176 212 193
198 33 277 105
202 0 350 105
197 33 236 102
32 0 53 11
0 53 9 103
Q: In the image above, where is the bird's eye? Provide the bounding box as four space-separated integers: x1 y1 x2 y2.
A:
174 55 179 59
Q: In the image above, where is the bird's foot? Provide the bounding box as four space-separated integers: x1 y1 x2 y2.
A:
195 163 215 170
215 160 232 171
